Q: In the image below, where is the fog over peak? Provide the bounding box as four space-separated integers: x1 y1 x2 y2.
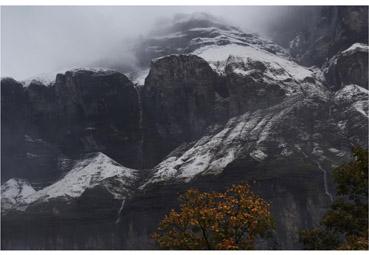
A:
1 6 313 80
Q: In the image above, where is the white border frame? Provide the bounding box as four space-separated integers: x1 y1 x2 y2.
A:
0 0 369 6
1 1 368 254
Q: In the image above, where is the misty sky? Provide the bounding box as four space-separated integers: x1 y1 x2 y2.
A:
1 6 291 80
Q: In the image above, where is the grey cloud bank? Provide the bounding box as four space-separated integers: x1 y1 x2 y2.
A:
1 6 298 80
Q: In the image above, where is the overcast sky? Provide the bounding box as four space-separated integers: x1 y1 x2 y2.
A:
1 6 290 80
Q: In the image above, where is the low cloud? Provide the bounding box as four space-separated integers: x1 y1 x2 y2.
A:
1 6 313 80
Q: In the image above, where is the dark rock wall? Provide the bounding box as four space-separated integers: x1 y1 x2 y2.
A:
1 78 29 182
325 48 368 90
52 70 141 167
288 6 368 66
142 55 228 167
1 70 142 183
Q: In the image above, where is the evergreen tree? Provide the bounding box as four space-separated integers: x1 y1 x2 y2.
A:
300 147 368 250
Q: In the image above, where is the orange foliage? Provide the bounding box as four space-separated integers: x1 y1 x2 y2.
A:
152 184 274 250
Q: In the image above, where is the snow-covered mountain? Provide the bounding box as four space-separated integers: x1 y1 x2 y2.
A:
27 152 137 203
1 11 368 250
2 152 138 214
142 82 367 187
133 12 288 85
136 13 286 61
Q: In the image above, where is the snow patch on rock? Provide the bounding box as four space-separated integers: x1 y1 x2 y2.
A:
250 149 268 161
24 152 138 206
342 43 369 55
141 96 304 187
333 84 368 104
194 44 313 81
1 179 36 213
352 100 369 117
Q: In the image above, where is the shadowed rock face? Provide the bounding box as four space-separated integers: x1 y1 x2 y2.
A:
142 55 228 167
1 79 61 184
224 57 286 116
52 70 141 167
288 6 368 67
1 78 28 182
1 70 142 184
324 44 368 91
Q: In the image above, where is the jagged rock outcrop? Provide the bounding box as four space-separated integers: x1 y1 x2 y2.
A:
224 56 285 115
324 43 368 90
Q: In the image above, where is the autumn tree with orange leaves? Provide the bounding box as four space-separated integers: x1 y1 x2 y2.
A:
152 184 274 250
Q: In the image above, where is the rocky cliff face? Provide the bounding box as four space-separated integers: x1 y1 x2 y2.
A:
1 10 368 250
324 43 368 91
1 69 143 184
1 78 29 182
288 6 368 67
142 54 227 167
52 69 141 168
